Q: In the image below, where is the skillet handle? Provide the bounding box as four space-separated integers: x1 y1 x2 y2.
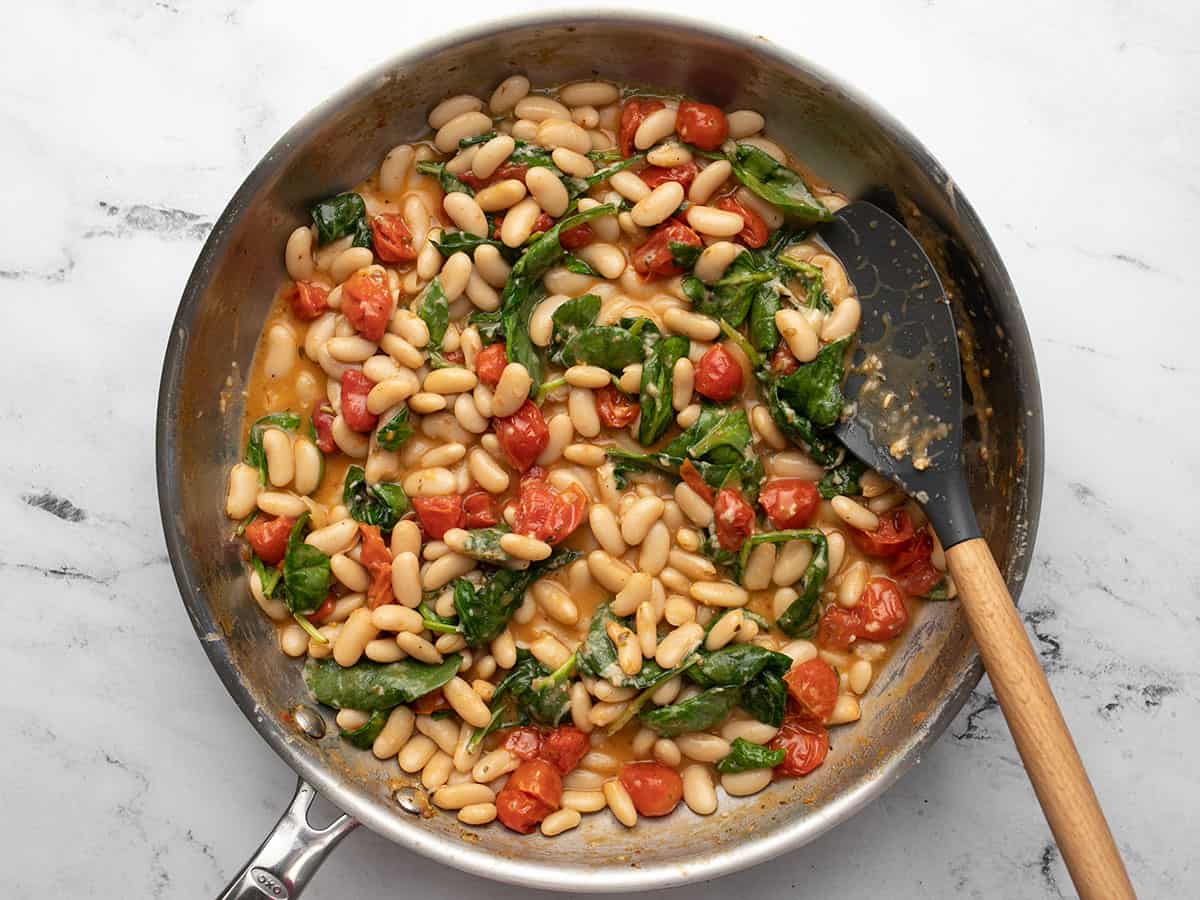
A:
216 778 358 900
945 539 1135 900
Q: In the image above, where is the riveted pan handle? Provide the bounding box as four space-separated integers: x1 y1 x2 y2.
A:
216 778 358 900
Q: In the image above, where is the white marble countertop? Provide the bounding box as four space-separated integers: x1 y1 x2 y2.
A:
4 1 1197 897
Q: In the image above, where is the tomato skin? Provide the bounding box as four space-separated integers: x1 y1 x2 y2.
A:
817 605 863 651
506 759 563 811
769 342 799 376
759 479 821 529
857 577 909 640
694 344 744 401
495 787 554 835
619 98 666 158
618 762 683 817
595 385 639 428
342 268 392 342
676 101 729 151
494 400 550 472
369 213 417 263
463 486 500 528
359 524 393 609
475 342 508 387
889 530 943 597
560 222 595 250
771 707 830 776
716 197 769 249
850 508 917 558
532 212 555 235
514 478 587 545
631 220 702 279
246 516 294 565
307 594 337 625
493 162 529 183
311 406 336 453
340 370 378 432
640 163 699 190
538 726 589 775
679 459 714 504
412 689 449 715
504 727 543 761
713 488 755 551
411 494 464 540
288 281 329 320
783 657 839 723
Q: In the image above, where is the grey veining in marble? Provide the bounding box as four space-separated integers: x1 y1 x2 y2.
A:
2 1 1196 897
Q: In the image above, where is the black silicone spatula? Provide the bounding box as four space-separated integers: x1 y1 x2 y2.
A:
822 202 1134 900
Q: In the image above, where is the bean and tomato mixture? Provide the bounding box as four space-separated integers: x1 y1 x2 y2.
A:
227 75 955 837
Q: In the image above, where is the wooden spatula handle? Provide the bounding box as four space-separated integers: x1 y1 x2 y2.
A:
946 538 1134 899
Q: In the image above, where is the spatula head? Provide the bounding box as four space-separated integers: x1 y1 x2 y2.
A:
824 201 980 547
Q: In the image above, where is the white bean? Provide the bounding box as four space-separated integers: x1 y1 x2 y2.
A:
330 246 373 284
525 165 569 217
536 118 591 156
685 204 745 238
500 196 542 248
434 110 492 153
568 388 600 438
682 765 717 815
776 309 819 363
443 193 488 238
379 144 414 193
663 307 720 341
491 363 532 417
489 75 530 115
691 581 748 608
632 181 684 227
609 169 651 203
559 80 619 107
472 134 515 179
474 178 527 213
515 95 571 122
688 159 732 204
821 296 861 342
722 768 773 796
727 110 765 139
634 107 678 150
284 226 315 281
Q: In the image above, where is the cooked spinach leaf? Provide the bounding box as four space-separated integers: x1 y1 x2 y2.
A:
469 307 505 345
245 412 300 486
340 710 388 749
728 144 832 223
818 458 866 499
468 649 573 750
282 514 330 615
639 685 741 737
251 554 282 598
698 250 777 327
453 548 579 646
560 326 646 372
376 407 415 452
415 160 474 196
433 231 516 261
342 465 409 534
416 278 449 348
637 335 690 445
563 254 600 277
458 526 512 564
303 654 462 711
576 603 673 690
716 737 785 773
775 337 850 429
689 643 791 688
734 529 829 637
669 241 702 271
740 670 788 726
311 192 372 247
547 293 601 366
778 257 833 313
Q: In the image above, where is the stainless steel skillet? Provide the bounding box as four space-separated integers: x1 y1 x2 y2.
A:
156 12 1043 896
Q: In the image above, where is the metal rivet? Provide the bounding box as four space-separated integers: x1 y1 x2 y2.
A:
393 788 421 815
292 704 326 739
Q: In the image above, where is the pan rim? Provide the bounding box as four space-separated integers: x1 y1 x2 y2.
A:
156 9 1043 892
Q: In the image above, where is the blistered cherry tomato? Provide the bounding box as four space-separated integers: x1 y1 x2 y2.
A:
595 385 639 428
639 163 698 190
713 488 754 551
889 530 944 598
342 267 392 342
618 762 683 817
504 727 543 761
817 605 863 651
676 101 729 151
851 508 917 558
619 98 666 158
631 220 702 279
340 370 378 432
359 524 393 608
532 212 554 235
369 213 417 263
411 495 464 540
494 400 549 472
493 162 529 183
475 342 508 387
716 196 769 249
759 479 821 529
857 577 909 640
506 759 563 812
694 344 743 401
514 478 587 545
463 486 500 529
771 707 830 776
560 222 594 250
311 406 336 454
246 515 294 565
287 281 329 320
307 594 337 625
538 726 589 775
783 657 839 723
495 786 554 835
